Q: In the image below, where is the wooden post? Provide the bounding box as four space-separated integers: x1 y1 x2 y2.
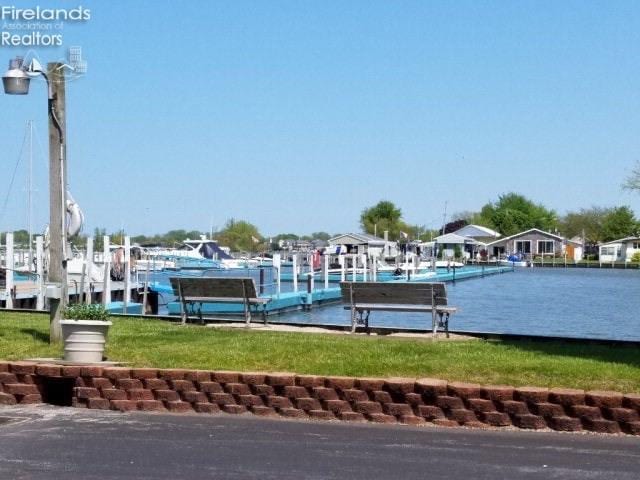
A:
339 255 345 282
292 254 298 292
362 254 367 282
85 237 93 304
142 253 149 315
124 236 130 313
47 63 67 344
352 255 357 282
372 254 377 282
273 253 281 296
323 253 329 289
259 267 265 295
5 232 14 309
102 236 111 306
36 236 44 310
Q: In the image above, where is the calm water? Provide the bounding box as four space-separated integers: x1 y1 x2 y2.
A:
277 268 640 341
149 267 640 341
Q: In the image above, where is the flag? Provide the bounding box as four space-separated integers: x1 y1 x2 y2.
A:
251 235 260 244
400 231 409 239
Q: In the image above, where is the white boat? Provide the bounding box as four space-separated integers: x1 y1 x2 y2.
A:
435 260 465 268
499 254 529 267
146 236 259 269
375 260 438 277
135 258 177 271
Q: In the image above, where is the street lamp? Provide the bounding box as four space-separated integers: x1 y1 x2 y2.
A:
3 55 68 343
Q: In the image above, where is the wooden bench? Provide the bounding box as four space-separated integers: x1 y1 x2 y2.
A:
340 282 457 337
170 277 271 325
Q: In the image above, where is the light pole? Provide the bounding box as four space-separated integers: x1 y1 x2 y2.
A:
3 56 68 343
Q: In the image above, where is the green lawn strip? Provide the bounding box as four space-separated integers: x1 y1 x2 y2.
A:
0 311 638 393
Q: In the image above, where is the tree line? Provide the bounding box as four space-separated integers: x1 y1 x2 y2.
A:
359 193 639 248
3 181 638 252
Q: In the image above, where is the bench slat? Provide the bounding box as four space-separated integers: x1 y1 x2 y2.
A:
170 277 270 325
170 277 258 298
339 282 448 306
185 296 269 304
344 304 457 313
339 281 456 336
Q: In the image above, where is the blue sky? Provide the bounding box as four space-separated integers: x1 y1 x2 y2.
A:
0 0 639 237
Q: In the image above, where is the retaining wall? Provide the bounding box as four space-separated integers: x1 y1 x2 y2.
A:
0 361 638 435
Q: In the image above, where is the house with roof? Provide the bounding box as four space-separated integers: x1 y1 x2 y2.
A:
428 232 485 260
328 232 396 257
598 237 640 262
452 224 501 244
486 228 583 261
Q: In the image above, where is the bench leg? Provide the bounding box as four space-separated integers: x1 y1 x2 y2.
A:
244 302 252 327
432 309 438 337
180 300 188 325
350 306 357 333
437 312 450 338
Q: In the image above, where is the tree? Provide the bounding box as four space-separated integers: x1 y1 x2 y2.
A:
215 218 262 252
360 200 407 239
601 206 638 242
480 193 557 236
93 228 106 251
310 232 331 241
559 207 608 245
622 161 640 192
440 219 468 235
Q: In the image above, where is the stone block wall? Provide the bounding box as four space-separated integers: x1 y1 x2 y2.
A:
0 361 638 435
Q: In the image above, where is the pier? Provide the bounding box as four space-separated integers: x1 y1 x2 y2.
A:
163 264 513 319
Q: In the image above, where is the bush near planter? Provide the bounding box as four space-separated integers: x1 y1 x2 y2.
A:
62 304 109 321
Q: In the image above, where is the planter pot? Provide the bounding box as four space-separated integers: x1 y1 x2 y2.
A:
60 320 112 363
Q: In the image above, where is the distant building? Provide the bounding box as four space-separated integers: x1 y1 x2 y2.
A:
431 232 484 259
328 232 396 257
278 239 312 252
486 228 583 261
598 237 640 262
452 224 501 244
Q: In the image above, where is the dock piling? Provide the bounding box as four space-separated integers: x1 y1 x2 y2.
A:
5 232 14 309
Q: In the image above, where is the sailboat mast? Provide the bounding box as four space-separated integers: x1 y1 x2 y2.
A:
27 120 33 264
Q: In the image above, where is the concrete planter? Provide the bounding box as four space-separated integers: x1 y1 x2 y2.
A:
60 320 112 363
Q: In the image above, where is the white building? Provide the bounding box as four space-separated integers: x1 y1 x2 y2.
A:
598 237 640 262
453 224 501 244
328 232 396 258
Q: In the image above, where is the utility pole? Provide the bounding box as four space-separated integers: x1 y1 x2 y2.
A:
47 62 67 343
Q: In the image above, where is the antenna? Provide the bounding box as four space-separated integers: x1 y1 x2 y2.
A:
441 201 448 235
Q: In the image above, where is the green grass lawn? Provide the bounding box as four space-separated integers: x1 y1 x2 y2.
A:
1 311 639 393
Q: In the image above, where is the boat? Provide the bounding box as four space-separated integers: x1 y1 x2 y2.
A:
375 259 438 277
435 260 465 269
499 254 529 267
146 236 259 269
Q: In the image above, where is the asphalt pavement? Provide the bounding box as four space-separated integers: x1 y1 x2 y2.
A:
0 405 638 479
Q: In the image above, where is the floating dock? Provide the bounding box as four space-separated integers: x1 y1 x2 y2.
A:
164 265 513 318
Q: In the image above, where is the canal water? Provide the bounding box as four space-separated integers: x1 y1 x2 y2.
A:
149 267 639 341
276 268 640 341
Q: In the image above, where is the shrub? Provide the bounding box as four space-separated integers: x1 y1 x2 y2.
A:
62 303 109 321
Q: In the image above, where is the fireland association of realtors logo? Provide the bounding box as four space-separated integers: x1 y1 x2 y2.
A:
0 5 90 47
